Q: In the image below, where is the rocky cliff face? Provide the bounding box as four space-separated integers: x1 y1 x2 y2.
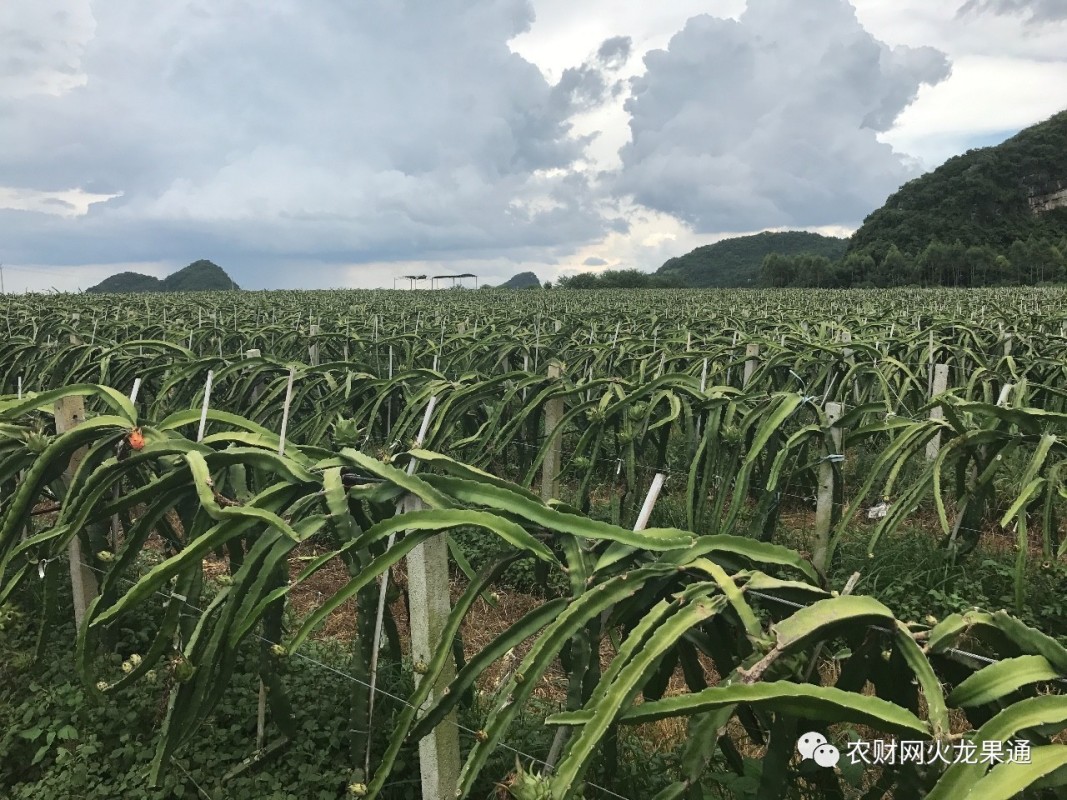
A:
1029 185 1067 214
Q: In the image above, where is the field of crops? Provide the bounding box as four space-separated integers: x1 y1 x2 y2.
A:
2 287 1067 799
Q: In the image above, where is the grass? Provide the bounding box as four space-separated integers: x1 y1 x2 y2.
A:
811 524 1067 640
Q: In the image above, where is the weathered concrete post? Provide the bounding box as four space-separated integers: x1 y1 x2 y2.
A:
54 396 98 627
841 330 861 405
926 364 950 461
308 324 320 366
244 349 264 405
404 493 461 800
743 344 760 389
812 402 843 576
541 361 564 503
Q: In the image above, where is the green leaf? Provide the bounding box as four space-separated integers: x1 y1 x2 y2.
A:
770 596 896 654
551 594 727 798
743 394 804 465
424 474 694 550
961 745 1067 800
893 621 950 740
926 696 1067 800
617 681 929 737
948 655 1062 708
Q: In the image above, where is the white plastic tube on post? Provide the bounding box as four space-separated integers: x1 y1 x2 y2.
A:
277 368 296 457
634 472 666 532
197 371 214 444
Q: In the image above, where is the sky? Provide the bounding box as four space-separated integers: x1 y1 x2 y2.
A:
1 0 1066 292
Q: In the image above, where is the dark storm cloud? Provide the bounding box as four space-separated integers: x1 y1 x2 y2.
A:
613 0 951 232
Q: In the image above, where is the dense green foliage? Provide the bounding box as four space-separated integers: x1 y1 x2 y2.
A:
556 268 683 288
761 110 1067 288
1 581 594 800
495 271 544 290
850 110 1067 261
160 260 239 292
1 288 1066 798
761 235 1067 288
656 231 848 288
0 597 372 799
3 527 1061 799
83 272 165 293
86 260 239 293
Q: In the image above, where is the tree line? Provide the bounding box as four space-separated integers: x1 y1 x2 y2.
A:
553 269 684 289
761 236 1067 288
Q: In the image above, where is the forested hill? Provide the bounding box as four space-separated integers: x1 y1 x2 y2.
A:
495 271 542 289
655 231 848 287
87 260 239 293
756 109 1067 287
850 109 1067 260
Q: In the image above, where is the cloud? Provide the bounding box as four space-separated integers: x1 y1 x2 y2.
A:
596 36 632 69
0 0 630 285
0 1 94 98
613 0 951 232
879 55 1067 168
958 0 1067 22
0 185 118 217
582 256 608 266
9 0 1057 291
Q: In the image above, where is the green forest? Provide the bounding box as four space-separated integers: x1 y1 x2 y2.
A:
760 109 1067 288
761 236 1067 288
554 268 683 289
656 231 848 287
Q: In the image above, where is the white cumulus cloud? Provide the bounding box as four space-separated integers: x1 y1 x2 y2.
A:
613 0 950 232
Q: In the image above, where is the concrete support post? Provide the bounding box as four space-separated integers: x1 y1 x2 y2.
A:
812 402 843 576
743 344 760 389
541 362 564 503
926 364 950 461
308 324 320 366
404 493 461 800
54 396 98 627
244 350 264 405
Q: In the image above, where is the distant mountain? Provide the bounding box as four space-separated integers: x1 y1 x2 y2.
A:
162 260 238 291
87 272 165 293
656 231 848 287
87 260 239 293
495 271 542 289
